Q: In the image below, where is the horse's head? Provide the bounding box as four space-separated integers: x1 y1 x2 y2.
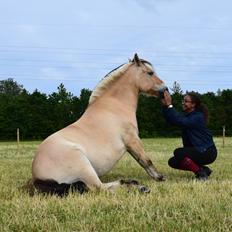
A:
131 53 167 98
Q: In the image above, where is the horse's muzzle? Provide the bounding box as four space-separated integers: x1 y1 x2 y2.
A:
158 87 169 99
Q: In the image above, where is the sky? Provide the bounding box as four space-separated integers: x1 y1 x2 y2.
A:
0 0 231 96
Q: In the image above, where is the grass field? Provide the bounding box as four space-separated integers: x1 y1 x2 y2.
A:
0 138 231 232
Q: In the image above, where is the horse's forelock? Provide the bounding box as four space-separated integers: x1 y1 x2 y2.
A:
140 60 154 71
140 59 153 67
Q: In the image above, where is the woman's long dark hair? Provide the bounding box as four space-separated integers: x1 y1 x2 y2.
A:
186 92 209 123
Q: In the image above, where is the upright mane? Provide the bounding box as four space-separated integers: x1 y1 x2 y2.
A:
88 62 132 104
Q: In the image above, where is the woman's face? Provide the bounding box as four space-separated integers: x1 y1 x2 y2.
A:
182 95 196 113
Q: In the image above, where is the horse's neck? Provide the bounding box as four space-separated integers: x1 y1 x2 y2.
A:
104 73 139 112
87 73 139 125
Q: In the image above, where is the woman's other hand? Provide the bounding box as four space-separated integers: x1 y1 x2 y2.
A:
161 90 172 106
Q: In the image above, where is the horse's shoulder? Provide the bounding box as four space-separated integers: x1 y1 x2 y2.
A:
121 122 139 139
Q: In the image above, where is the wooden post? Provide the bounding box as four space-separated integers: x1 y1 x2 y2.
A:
17 128 20 152
222 125 225 148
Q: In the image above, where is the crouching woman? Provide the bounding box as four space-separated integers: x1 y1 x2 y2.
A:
161 91 217 180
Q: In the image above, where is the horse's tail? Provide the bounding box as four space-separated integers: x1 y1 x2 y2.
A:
22 178 36 196
24 179 88 197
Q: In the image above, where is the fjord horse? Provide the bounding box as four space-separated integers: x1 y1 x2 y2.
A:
31 54 167 195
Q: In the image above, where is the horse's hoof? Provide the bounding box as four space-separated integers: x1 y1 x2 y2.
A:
138 185 150 194
120 179 139 185
128 179 139 185
156 174 166 181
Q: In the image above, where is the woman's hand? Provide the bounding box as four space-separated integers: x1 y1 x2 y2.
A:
161 90 172 106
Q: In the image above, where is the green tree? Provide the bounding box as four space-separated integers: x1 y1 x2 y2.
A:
220 89 232 135
170 81 183 95
0 78 231 140
0 79 28 139
25 89 51 139
79 89 92 116
0 78 24 95
47 83 73 131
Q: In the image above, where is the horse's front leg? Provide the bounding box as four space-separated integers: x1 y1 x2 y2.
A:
122 125 165 181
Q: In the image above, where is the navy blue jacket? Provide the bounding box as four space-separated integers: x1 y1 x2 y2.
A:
163 107 215 153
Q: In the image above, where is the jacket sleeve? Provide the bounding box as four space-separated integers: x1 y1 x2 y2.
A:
162 107 203 128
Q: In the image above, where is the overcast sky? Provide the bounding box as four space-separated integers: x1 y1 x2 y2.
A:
0 0 231 96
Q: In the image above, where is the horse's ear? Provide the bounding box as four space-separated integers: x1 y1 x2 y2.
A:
132 53 141 66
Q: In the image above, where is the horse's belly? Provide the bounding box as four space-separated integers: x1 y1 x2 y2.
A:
32 132 126 181
67 128 127 176
84 139 126 176
92 149 126 176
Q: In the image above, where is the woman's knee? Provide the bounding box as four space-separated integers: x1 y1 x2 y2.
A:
168 157 180 169
173 147 185 160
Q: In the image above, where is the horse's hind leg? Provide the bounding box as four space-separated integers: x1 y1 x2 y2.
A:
94 179 150 193
119 179 150 193
70 162 121 192
64 151 149 193
78 166 150 193
58 150 115 191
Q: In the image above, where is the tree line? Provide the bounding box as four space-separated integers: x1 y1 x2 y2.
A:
0 78 231 140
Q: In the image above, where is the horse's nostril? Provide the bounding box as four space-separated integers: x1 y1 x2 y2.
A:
159 87 169 98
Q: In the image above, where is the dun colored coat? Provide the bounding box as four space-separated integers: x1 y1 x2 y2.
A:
31 54 167 195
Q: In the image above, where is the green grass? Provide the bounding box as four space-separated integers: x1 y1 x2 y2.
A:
0 138 231 232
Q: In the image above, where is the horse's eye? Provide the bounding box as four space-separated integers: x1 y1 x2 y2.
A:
147 71 154 76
